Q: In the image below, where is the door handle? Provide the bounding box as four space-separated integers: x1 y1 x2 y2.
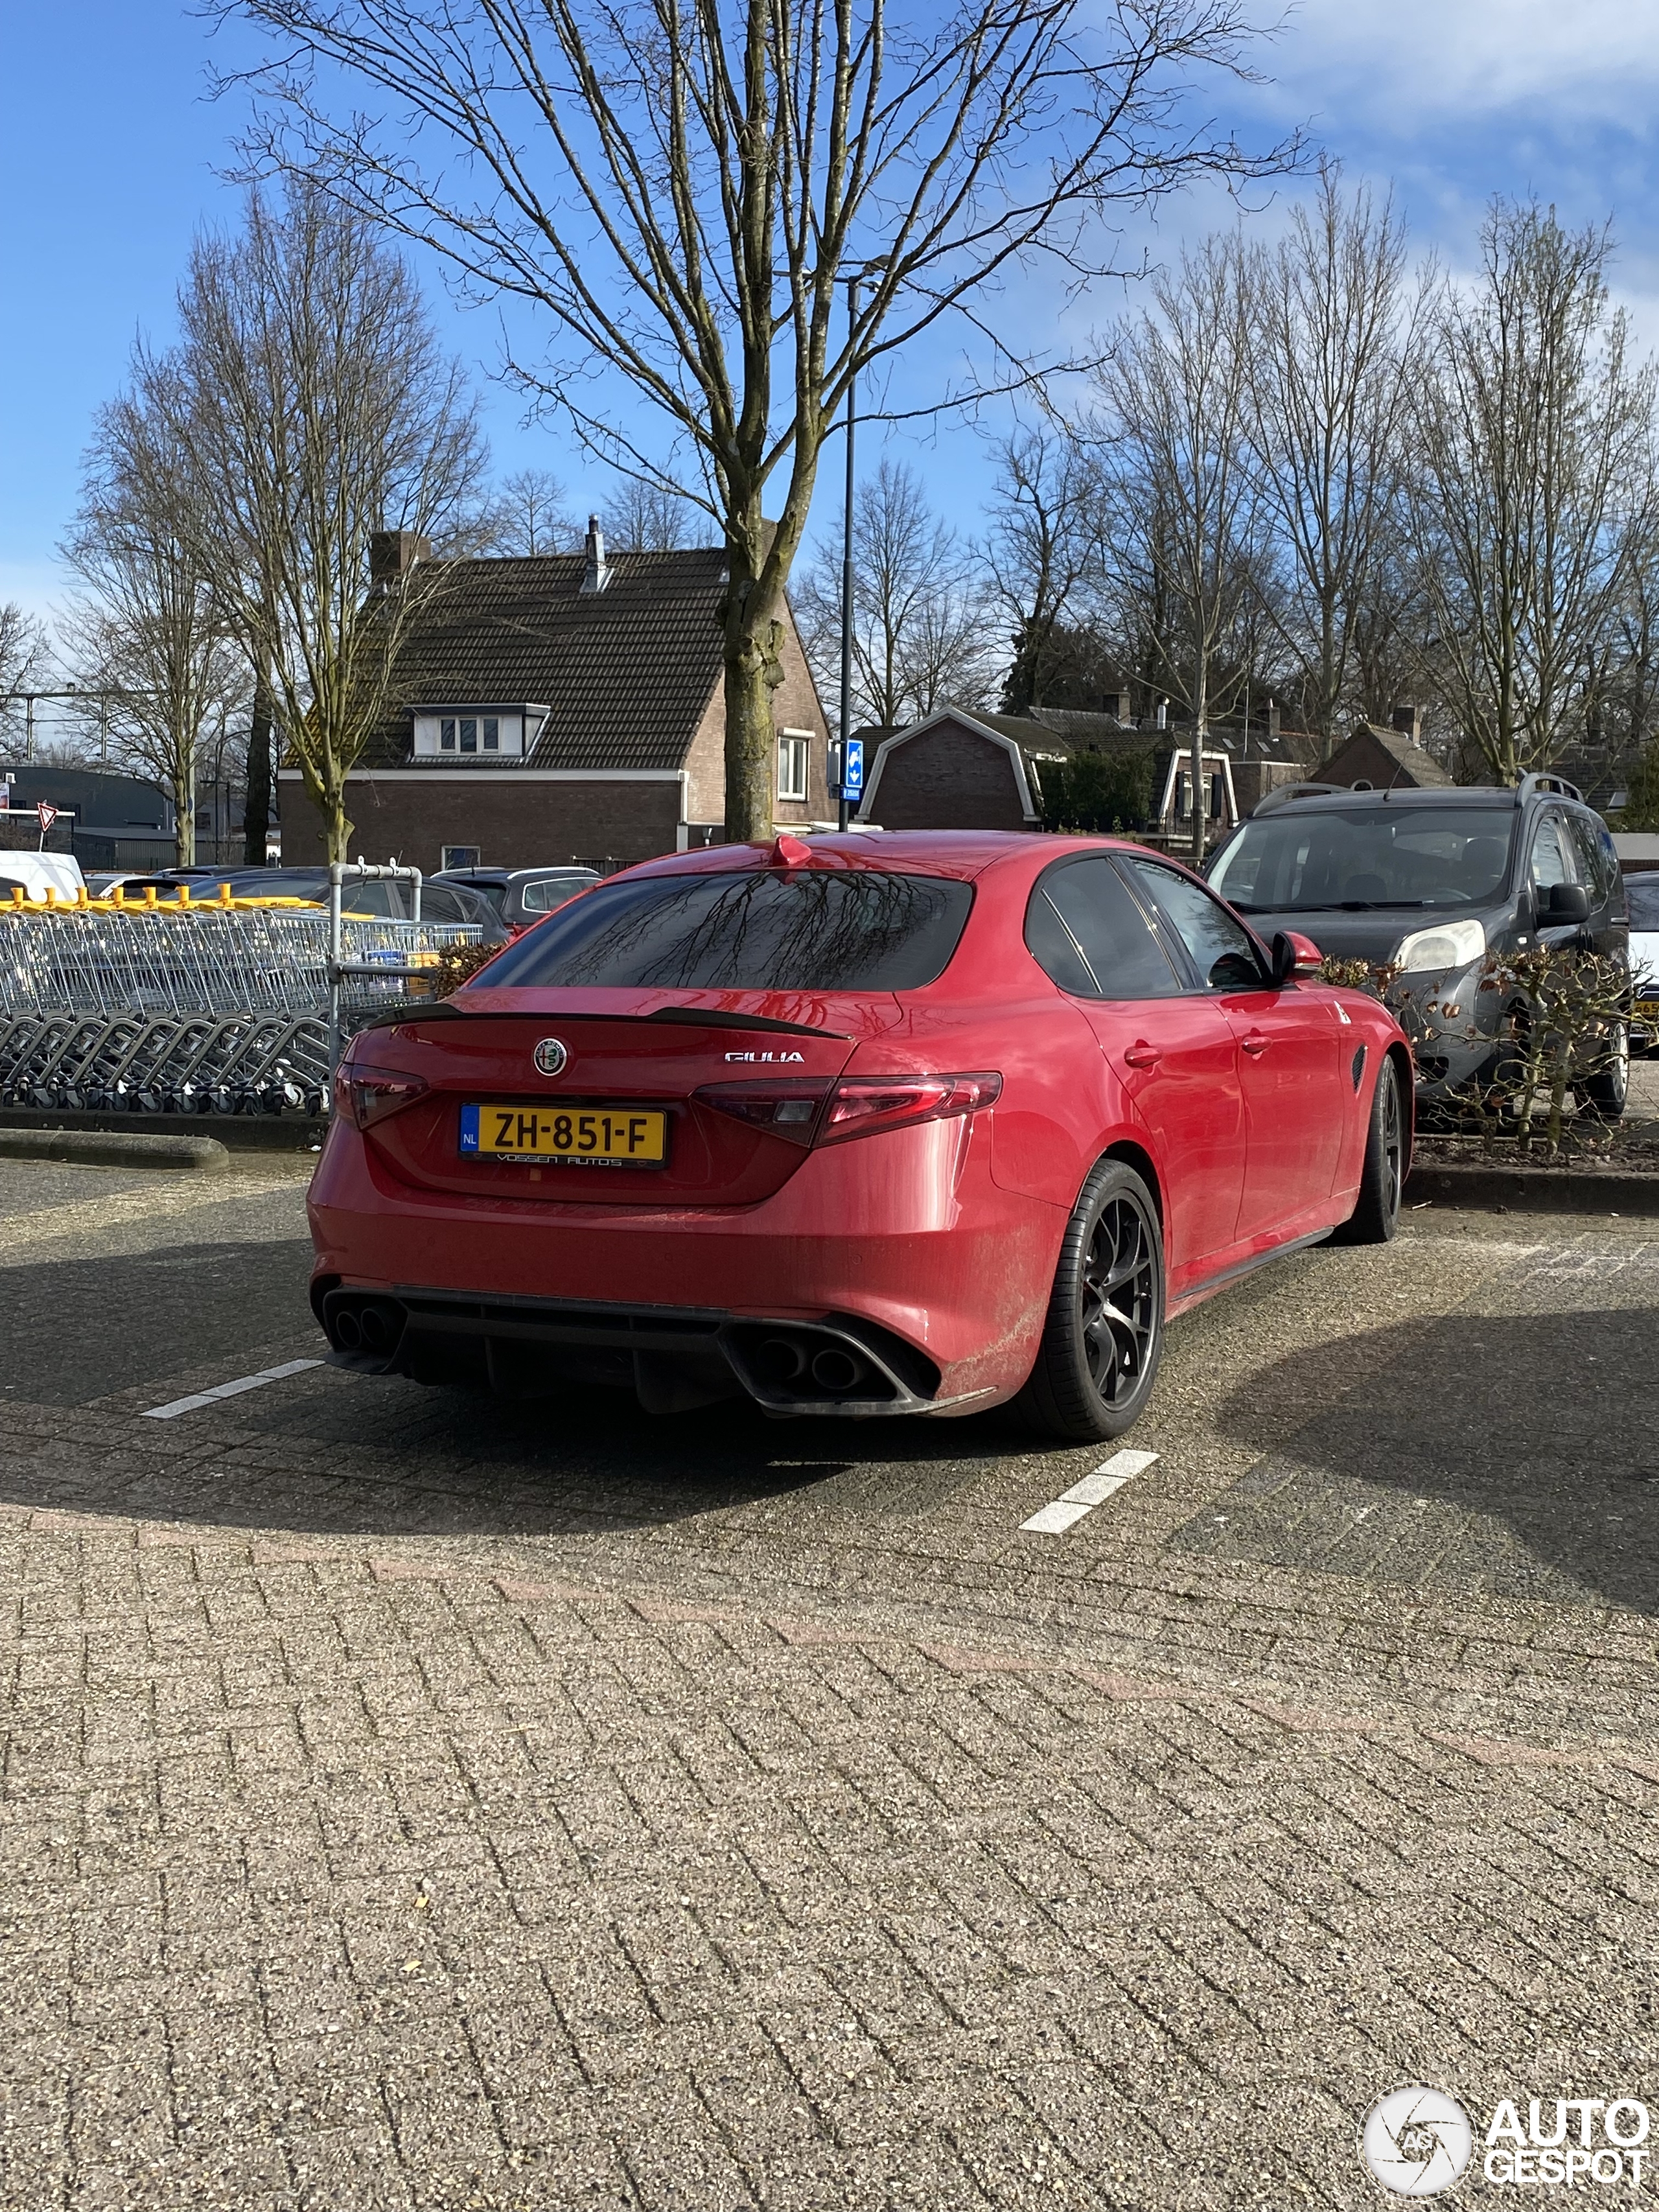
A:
1240 1031 1270 1056
1124 1041 1161 1069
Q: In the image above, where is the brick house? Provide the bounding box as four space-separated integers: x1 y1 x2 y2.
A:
279 525 831 871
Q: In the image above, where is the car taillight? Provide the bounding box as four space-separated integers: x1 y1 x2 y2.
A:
691 1077 833 1145
694 1072 1000 1148
335 1068 430 1130
818 1071 1001 1143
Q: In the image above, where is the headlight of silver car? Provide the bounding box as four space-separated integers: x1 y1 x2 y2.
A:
1395 918 1487 973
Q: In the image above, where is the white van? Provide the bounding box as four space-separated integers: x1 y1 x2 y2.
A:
0 853 87 902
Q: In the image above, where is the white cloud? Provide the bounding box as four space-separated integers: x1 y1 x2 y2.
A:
1270 0 1659 122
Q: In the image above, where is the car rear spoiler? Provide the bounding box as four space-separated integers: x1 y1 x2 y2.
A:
357 999 847 1040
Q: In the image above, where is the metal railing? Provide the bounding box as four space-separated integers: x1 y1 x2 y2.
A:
0 873 480 1116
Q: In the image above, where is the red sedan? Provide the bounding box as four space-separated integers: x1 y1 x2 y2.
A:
309 832 1410 1441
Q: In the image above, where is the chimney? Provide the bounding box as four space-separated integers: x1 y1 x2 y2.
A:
581 515 611 594
1154 698 1168 730
1391 702 1422 743
1266 697 1281 739
369 530 432 587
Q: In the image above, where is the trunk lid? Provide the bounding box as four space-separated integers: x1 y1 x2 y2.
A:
351 989 901 1205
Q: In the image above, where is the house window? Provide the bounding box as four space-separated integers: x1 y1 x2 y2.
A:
413 708 532 757
441 844 481 871
778 730 809 802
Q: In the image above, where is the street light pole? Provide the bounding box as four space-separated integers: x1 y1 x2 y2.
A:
837 275 859 837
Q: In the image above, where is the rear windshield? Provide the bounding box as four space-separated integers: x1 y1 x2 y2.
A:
1626 876 1659 930
1210 806 1516 913
476 868 975 992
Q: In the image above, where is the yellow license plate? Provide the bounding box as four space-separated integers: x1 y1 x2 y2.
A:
1636 999 1659 1021
459 1102 667 1166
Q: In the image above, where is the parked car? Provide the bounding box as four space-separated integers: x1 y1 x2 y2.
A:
310 830 1409 1443
432 866 601 933
113 867 509 942
1627 872 1659 1047
0 852 87 901
1205 774 1630 1114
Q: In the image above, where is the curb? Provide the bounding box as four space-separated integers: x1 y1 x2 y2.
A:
0 1128 232 1173
0 1106 327 1154
1405 1161 1659 1217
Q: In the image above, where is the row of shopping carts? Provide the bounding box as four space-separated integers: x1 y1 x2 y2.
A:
0 903 480 1116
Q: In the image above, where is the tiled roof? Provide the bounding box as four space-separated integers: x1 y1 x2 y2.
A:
358 550 728 771
1340 724 1455 788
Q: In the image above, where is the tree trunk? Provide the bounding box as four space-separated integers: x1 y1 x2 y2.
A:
1191 660 1207 861
721 555 785 844
242 677 273 865
173 765 196 870
322 778 353 866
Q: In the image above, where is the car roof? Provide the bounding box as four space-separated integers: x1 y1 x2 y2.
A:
1254 787 1522 815
618 829 1148 885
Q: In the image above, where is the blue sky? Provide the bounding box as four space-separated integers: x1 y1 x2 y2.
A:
5 0 1658 658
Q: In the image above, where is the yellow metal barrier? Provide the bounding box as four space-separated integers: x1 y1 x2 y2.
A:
2 887 347 916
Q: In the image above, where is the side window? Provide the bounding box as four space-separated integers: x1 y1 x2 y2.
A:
341 879 399 918
1566 813 1618 911
1122 857 1266 990
520 878 586 916
419 886 468 924
1025 858 1183 999
1528 812 1577 892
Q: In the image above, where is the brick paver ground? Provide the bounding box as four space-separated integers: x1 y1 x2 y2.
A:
0 1157 1654 2209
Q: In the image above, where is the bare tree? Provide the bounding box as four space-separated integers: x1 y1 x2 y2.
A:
60 373 248 867
1100 236 1257 854
0 605 51 749
796 458 990 727
1244 164 1417 755
983 426 1107 712
601 478 699 553
215 0 1292 840
1410 200 1657 782
485 467 577 555
143 185 491 860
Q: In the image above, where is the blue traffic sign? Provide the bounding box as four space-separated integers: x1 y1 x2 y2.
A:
842 737 864 795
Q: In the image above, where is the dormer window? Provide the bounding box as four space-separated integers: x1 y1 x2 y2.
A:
410 703 549 761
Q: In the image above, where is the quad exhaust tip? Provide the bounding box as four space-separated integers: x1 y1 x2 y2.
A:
321 1290 406 1373
722 1320 935 1414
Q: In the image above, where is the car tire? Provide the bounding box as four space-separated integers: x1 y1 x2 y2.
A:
1015 1158 1165 1443
1583 1019 1629 1120
1334 1055 1404 1245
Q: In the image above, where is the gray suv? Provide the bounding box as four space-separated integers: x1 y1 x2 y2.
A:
1205 774 1629 1113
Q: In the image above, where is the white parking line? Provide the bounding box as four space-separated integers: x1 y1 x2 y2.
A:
141 1359 323 1420
1020 1448 1160 1533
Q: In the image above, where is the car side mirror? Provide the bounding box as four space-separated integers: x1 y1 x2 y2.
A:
1272 929 1325 984
1543 883 1590 924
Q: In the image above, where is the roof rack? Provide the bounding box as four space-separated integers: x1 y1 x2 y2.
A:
1252 781 1342 817
1517 772 1584 803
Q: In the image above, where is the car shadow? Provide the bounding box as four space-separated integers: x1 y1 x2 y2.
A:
1181 1305 1659 1617
0 1239 1041 1541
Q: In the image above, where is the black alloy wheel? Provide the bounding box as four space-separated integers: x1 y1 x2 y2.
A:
1017 1158 1165 1442
1335 1056 1404 1244
1583 1019 1630 1119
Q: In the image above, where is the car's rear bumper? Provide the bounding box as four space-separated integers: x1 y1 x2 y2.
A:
307 1114 1063 1416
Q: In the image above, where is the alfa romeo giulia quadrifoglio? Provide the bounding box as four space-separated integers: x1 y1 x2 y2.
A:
308 832 1411 1441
